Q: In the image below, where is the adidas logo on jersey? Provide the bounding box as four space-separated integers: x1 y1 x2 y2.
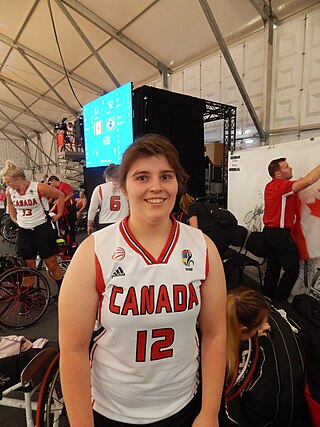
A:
111 267 125 278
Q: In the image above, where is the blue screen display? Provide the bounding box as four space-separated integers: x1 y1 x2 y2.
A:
83 82 133 168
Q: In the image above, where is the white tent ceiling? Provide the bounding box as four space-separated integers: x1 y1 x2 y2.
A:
0 0 318 140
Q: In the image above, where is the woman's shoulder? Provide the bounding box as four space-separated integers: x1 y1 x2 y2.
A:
178 220 205 238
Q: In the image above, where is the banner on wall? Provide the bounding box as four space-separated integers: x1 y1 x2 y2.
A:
228 137 320 260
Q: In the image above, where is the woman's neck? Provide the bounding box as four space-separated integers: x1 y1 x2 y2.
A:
18 179 29 193
127 216 173 256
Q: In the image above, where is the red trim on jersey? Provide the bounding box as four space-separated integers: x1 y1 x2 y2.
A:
98 185 102 202
160 218 180 263
95 254 106 322
205 248 209 278
37 184 46 211
120 216 179 265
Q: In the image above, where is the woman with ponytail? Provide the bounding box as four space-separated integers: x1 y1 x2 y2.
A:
2 160 65 290
226 287 270 382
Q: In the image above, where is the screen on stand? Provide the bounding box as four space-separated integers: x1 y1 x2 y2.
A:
83 81 133 168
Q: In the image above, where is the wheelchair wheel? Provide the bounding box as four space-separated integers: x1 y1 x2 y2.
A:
58 259 71 275
1 220 19 244
0 266 50 328
47 259 71 280
36 352 70 427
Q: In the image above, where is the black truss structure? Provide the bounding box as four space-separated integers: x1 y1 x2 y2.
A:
203 99 236 206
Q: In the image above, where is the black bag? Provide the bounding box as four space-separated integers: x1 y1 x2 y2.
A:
278 298 320 404
224 306 307 427
202 202 238 228
292 294 320 328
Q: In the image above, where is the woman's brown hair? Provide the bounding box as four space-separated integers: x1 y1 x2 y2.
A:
179 193 195 213
119 134 189 193
226 287 269 380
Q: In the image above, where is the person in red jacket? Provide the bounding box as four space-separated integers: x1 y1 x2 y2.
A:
263 158 320 300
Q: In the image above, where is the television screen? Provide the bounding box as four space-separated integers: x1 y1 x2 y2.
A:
83 81 133 168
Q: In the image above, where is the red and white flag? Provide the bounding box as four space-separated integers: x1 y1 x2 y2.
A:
293 182 320 260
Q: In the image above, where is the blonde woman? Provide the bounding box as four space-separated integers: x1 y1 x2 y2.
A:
2 160 65 289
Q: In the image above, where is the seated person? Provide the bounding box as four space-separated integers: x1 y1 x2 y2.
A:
76 190 87 224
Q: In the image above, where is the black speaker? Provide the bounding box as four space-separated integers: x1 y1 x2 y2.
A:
83 166 105 206
133 86 206 198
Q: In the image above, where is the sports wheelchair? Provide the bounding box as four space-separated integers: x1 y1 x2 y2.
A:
0 255 51 329
0 344 68 426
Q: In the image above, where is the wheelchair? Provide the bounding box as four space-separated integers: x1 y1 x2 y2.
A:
0 344 69 426
0 228 78 329
0 214 19 244
0 255 51 329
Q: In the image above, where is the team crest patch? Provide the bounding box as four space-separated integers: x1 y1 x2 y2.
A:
112 247 125 261
182 249 194 270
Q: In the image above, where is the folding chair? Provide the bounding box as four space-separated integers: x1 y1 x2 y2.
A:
232 231 267 292
224 225 248 259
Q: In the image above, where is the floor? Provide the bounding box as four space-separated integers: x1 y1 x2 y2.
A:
0 231 86 426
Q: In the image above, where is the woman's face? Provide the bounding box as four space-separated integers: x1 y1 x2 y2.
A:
123 155 178 225
4 176 21 191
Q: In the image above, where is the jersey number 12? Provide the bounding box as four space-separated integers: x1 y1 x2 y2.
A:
136 328 174 362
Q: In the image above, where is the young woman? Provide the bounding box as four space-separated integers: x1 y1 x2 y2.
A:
2 160 65 288
59 134 227 427
226 287 270 382
76 190 87 223
87 163 129 235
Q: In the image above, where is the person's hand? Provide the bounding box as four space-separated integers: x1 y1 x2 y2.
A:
50 214 60 223
257 321 271 337
192 412 219 427
87 225 94 235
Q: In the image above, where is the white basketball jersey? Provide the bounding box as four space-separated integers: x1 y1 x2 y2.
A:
91 217 208 423
9 182 47 229
88 181 129 225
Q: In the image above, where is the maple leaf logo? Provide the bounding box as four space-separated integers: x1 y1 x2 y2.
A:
307 197 320 218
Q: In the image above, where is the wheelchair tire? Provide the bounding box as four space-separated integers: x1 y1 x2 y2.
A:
0 266 50 329
36 352 70 427
1 220 19 244
47 259 71 281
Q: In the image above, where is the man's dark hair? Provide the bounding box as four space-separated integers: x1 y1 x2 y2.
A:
268 158 286 178
48 175 60 182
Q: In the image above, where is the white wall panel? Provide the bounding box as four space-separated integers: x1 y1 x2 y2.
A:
6 142 21 167
16 143 27 167
221 44 245 135
153 78 164 89
170 71 184 94
242 36 265 135
183 63 201 98
0 141 6 168
301 10 320 126
201 55 221 102
146 77 163 89
204 121 223 143
221 45 244 106
271 19 304 129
